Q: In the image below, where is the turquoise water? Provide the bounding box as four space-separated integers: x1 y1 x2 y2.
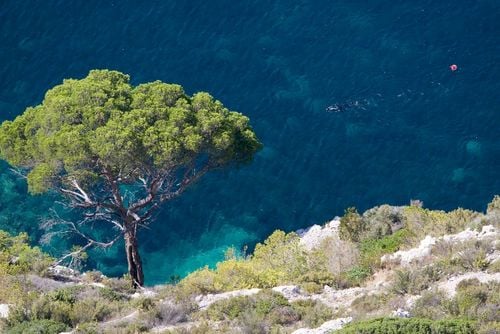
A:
1 1 499 285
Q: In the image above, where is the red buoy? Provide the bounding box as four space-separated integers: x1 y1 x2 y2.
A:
450 64 458 71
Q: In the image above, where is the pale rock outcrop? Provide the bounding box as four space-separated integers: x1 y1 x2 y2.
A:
130 288 158 299
317 286 365 309
298 219 340 251
436 272 500 297
0 304 9 319
381 225 497 266
292 317 352 334
272 285 303 301
196 288 261 309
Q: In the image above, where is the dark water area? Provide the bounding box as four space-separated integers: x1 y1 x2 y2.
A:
1 0 499 284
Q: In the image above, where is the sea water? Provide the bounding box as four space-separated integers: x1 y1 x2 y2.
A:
0 0 499 284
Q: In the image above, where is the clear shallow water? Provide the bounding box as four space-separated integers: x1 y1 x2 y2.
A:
1 0 499 284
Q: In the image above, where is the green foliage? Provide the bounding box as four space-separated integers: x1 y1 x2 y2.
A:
402 206 480 243
411 290 451 320
206 295 253 321
338 317 477 334
74 322 99 334
6 319 69 334
432 238 495 274
0 230 53 275
454 280 499 320
5 284 131 331
308 236 360 277
204 289 291 325
351 293 393 318
300 282 324 294
391 264 445 295
339 207 365 242
411 280 499 332
359 228 408 270
361 205 402 240
180 230 309 294
486 195 500 214
252 230 308 280
342 266 372 287
291 299 333 327
0 230 53 306
0 69 261 194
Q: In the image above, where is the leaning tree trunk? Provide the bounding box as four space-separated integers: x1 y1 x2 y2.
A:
124 228 144 288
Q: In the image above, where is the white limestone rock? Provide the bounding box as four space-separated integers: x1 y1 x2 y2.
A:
0 304 9 319
292 317 352 334
298 219 340 251
195 288 261 309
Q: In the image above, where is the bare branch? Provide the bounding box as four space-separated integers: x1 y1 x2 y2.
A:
9 167 27 179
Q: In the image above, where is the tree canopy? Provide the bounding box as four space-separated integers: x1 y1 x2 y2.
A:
0 69 262 286
0 69 261 194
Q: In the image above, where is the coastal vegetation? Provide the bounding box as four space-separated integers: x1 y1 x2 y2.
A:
0 197 498 333
0 70 261 287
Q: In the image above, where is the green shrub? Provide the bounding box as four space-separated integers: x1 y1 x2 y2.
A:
0 231 53 276
411 290 451 320
339 207 365 242
267 306 300 325
361 205 402 240
433 239 494 273
70 298 113 325
180 230 309 294
300 282 323 294
308 236 360 278
403 206 480 243
254 290 289 316
351 293 392 318
205 296 253 321
252 230 308 281
359 228 408 270
291 299 333 327
342 266 371 287
298 270 336 287
454 279 498 319
74 322 99 334
6 319 68 334
338 317 476 334
486 195 500 214
391 264 444 295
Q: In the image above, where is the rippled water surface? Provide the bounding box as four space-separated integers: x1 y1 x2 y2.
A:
1 1 499 284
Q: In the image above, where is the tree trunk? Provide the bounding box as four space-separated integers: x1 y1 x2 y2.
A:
124 230 144 288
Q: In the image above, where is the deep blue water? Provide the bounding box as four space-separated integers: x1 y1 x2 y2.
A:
1 0 499 285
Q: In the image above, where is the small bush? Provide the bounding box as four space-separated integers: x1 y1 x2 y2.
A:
300 282 323 294
342 266 371 287
6 319 68 334
351 293 391 318
291 299 333 327
0 231 53 276
74 322 99 334
359 228 408 270
402 206 480 243
139 301 189 328
432 239 495 274
362 205 402 240
338 317 476 334
411 290 451 320
339 207 365 242
391 264 444 295
205 296 253 321
308 237 360 276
